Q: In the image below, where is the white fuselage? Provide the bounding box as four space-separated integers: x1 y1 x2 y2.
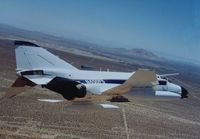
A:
43 68 132 94
41 68 182 97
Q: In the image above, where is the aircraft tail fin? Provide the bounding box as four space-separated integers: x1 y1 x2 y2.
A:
14 40 78 71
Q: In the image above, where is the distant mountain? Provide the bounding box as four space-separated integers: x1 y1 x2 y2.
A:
131 48 157 58
0 23 159 62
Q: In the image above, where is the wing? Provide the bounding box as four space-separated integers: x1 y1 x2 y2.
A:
15 40 77 71
103 69 158 95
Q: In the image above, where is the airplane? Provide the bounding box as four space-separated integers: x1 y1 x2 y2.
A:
3 40 189 100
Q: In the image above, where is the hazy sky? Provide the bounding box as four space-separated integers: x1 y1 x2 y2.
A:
0 0 199 64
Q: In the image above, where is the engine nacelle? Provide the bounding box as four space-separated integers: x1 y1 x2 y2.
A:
43 77 87 100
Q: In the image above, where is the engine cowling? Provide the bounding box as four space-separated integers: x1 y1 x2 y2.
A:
43 77 87 100
75 84 87 98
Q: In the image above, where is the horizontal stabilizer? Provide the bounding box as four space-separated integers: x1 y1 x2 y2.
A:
2 77 36 99
12 77 36 87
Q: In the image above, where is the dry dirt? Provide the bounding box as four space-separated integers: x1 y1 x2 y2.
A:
0 39 200 139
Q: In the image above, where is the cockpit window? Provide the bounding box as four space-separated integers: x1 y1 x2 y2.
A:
159 80 167 85
161 76 168 80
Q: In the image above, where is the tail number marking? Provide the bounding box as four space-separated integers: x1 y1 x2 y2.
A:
85 80 105 84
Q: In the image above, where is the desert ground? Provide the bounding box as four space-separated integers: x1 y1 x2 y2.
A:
0 39 200 139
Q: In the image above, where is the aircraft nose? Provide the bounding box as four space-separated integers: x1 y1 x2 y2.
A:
181 86 189 98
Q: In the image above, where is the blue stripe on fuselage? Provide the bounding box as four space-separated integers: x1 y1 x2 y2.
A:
104 79 125 84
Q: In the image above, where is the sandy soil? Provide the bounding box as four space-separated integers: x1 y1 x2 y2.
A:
0 39 200 139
